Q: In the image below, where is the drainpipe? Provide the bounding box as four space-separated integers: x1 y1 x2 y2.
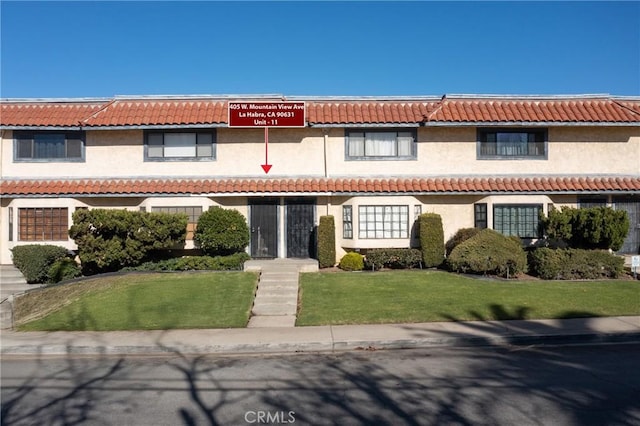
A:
0 130 5 180
323 128 329 178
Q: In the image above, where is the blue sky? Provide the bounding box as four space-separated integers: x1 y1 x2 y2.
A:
1 1 639 98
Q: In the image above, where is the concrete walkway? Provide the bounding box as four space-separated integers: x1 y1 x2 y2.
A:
1 265 41 330
244 259 318 328
2 316 638 356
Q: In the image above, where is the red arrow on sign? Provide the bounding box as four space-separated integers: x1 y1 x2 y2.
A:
261 127 272 174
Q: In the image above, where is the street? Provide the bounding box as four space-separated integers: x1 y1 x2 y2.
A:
2 343 639 426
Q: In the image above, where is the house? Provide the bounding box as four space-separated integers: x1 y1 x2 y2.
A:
1 93 639 266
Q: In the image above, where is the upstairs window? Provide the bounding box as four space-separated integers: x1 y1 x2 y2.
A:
145 130 216 161
346 129 416 160
14 131 84 161
478 128 546 159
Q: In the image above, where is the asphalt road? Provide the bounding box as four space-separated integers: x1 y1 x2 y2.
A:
2 343 639 426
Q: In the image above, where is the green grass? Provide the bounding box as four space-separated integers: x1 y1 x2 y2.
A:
16 272 258 331
296 270 640 326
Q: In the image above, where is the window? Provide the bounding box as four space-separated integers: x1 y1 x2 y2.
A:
19 208 68 241
14 131 84 161
358 205 409 239
579 198 607 209
474 203 487 229
493 205 542 238
151 206 203 239
145 131 215 161
478 128 546 159
346 129 416 160
343 206 353 239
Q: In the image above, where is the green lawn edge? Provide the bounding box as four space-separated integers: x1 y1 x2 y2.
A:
296 270 640 326
16 272 258 331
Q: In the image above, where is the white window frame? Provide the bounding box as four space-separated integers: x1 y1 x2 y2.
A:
145 130 216 161
346 129 417 160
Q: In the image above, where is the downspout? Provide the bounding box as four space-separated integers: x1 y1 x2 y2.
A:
0 130 5 180
323 128 330 215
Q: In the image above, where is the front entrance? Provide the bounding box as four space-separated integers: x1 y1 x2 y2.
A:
250 199 278 258
614 196 640 254
286 198 316 258
249 197 316 258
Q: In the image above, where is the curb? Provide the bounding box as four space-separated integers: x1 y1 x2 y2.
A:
2 331 639 357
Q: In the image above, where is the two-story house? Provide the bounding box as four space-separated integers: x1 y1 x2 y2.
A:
1 94 639 265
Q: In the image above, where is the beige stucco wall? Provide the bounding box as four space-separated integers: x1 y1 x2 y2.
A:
2 125 638 179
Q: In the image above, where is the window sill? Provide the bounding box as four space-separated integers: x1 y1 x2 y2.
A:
144 157 217 162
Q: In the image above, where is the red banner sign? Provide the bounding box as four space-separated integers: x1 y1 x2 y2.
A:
228 101 306 127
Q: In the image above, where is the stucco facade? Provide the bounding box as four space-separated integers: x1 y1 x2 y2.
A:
1 94 639 265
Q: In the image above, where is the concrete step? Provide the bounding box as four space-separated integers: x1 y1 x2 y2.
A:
252 303 297 316
247 315 296 328
259 274 299 281
257 281 299 289
256 288 298 298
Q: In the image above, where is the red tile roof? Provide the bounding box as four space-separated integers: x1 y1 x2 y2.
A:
2 176 639 197
82 100 228 126
1 102 106 127
427 98 640 123
2 95 639 127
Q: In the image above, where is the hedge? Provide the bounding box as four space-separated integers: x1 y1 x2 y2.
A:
69 209 187 275
447 229 527 278
123 253 251 272
419 213 445 268
528 248 624 280
194 207 250 256
11 244 70 284
364 248 422 270
445 227 482 256
540 206 629 251
317 216 336 268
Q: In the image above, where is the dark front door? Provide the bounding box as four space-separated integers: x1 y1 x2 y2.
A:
286 198 316 258
250 200 278 258
614 196 640 254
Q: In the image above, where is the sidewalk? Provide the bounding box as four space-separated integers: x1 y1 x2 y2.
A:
2 316 639 357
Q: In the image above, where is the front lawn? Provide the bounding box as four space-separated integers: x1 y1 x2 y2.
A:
296 270 640 326
16 272 258 331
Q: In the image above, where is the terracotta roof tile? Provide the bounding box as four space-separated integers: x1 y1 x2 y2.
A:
1 102 106 127
3 96 640 127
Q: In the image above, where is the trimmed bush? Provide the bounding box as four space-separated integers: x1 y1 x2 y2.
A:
48 258 81 283
194 207 250 256
364 248 423 270
123 253 251 272
69 209 187 275
419 213 445 268
528 248 624 280
447 229 527 278
317 215 336 268
445 227 482 256
339 252 365 271
540 206 629 251
11 244 70 284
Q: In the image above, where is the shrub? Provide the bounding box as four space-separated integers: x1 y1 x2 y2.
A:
69 209 188 275
194 207 250 256
364 248 423 270
528 248 624 280
123 253 251 272
48 258 82 283
445 228 482 256
11 244 69 284
447 229 527 278
339 252 365 271
540 206 629 251
317 215 336 268
419 213 445 268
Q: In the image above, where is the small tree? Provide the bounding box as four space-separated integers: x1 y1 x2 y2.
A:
69 209 187 274
317 215 336 268
419 213 445 267
540 206 629 251
194 207 250 256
